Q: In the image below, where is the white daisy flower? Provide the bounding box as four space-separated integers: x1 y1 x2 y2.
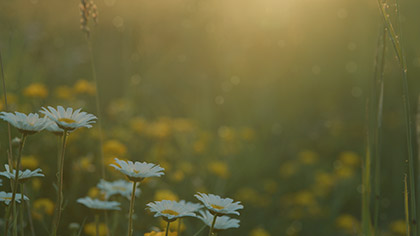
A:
40 106 97 131
77 197 121 211
0 112 49 135
45 121 65 136
0 191 29 205
194 193 243 216
97 179 141 200
197 210 240 231
146 200 196 222
0 164 44 182
179 200 202 212
110 158 165 182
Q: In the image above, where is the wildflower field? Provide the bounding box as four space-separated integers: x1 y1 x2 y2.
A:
1 0 420 235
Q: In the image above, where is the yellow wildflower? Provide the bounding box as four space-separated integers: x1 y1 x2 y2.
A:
32 198 55 220
339 151 360 167
218 126 235 142
21 155 39 169
336 214 360 233
84 222 108 236
130 117 147 134
298 150 318 165
390 220 407 235
279 161 298 178
294 191 316 207
88 187 105 200
74 79 96 95
240 127 256 141
154 189 178 201
144 231 177 236
208 161 229 179
147 118 171 139
103 139 127 157
23 83 48 99
54 85 74 100
249 227 270 236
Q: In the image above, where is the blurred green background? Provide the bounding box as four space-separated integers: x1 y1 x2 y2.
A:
1 0 420 235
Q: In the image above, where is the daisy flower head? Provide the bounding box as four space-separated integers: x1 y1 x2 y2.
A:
194 193 243 216
110 158 164 182
97 179 141 200
0 164 44 182
178 200 202 213
146 200 196 222
45 120 65 136
0 111 49 135
40 106 97 131
197 210 240 231
0 192 29 205
77 197 121 211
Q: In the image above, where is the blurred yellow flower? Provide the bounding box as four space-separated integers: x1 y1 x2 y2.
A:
74 156 96 172
88 187 105 200
208 161 229 179
21 155 39 169
103 139 127 157
154 189 178 201
84 222 108 236
390 220 407 235
160 218 185 232
147 118 171 139
74 79 96 95
249 227 270 236
294 191 316 207
144 231 177 236
32 178 42 191
263 179 278 194
240 127 256 141
32 198 54 220
336 214 359 233
339 151 360 167
170 170 185 182
279 161 299 178
335 166 355 179
130 117 147 134
23 83 48 99
313 172 335 196
54 85 74 100
298 150 318 165
218 126 235 142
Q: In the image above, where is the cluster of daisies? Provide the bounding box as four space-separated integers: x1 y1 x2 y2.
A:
0 106 244 236
78 158 243 235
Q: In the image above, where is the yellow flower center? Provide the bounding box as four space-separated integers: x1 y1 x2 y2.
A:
161 210 179 216
211 204 224 210
3 197 12 200
133 169 140 174
58 118 76 124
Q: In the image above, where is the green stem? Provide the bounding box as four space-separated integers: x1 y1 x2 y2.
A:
165 221 170 236
208 215 217 236
95 214 100 236
20 184 24 236
4 133 27 236
0 50 13 169
192 225 206 236
52 130 68 236
127 181 137 236
86 35 106 179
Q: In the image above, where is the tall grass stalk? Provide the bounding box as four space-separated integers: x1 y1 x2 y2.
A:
52 131 68 236
85 36 106 179
377 1 418 234
0 51 13 169
4 134 27 236
362 117 373 236
372 25 387 233
405 175 411 236
127 181 137 236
